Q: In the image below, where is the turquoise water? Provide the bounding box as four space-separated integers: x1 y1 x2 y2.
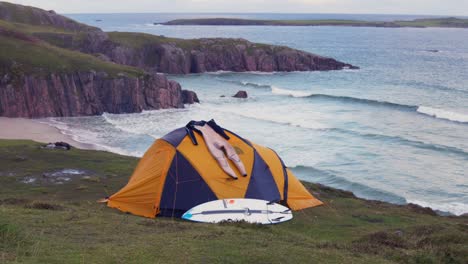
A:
53 14 468 215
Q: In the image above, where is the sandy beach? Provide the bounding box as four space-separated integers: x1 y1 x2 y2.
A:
0 117 95 149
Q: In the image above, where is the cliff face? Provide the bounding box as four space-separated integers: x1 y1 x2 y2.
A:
103 37 358 74
0 71 184 118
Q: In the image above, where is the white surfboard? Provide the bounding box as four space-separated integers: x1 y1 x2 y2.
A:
181 198 292 225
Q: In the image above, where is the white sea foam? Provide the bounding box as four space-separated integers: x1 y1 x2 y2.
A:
205 70 277 75
417 106 468 123
199 104 328 130
42 118 144 157
407 199 468 216
271 86 314 97
39 119 103 150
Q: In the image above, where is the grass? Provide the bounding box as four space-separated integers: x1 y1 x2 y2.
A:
0 1 95 31
108 31 288 57
0 139 467 263
108 31 208 51
163 17 468 28
0 23 145 77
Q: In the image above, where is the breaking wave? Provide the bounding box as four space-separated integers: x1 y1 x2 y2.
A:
270 89 468 124
416 106 468 123
271 86 314 97
406 199 468 216
219 78 468 124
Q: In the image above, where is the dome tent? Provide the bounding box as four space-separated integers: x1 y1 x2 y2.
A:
107 120 323 218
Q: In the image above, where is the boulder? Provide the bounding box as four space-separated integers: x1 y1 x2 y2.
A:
182 90 200 104
233 90 248 98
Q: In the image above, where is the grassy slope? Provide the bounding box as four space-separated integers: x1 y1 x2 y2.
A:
0 1 94 31
108 31 276 51
0 19 144 77
163 17 468 28
1 140 467 263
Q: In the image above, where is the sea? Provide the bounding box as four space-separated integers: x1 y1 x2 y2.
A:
50 13 468 215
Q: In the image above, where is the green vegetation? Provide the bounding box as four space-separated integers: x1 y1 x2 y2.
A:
395 17 468 28
0 20 144 77
1 139 466 263
0 1 95 31
163 17 468 28
108 31 202 50
108 31 286 55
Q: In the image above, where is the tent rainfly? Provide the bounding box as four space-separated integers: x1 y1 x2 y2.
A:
107 120 323 218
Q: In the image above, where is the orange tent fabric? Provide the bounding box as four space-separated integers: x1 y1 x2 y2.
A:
108 120 322 218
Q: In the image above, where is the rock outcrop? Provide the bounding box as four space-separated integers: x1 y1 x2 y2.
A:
181 90 200 104
0 71 184 118
233 90 248 98
96 36 358 74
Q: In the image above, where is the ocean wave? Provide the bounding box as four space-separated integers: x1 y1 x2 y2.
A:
327 128 468 158
271 86 314 97
283 92 468 124
206 70 276 75
215 78 272 88
199 104 329 129
406 199 468 216
44 117 146 157
417 106 468 123
290 165 407 204
306 93 419 110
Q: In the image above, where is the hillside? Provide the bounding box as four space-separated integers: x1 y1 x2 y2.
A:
162 17 468 28
0 1 357 74
0 139 467 263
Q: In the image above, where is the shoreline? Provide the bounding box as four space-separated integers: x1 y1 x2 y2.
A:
0 117 96 150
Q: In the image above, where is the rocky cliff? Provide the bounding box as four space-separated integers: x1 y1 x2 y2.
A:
0 2 357 74
0 11 193 118
102 34 358 74
0 71 184 118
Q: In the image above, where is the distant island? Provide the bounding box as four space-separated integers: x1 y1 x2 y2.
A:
161 17 468 28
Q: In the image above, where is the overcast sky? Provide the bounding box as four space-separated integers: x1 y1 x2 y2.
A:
7 0 468 16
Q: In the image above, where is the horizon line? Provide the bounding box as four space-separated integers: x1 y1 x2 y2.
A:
62 11 468 17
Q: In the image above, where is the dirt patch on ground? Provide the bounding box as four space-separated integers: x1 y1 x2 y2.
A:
20 169 98 185
24 201 64 211
405 203 437 216
352 231 409 254
0 198 29 206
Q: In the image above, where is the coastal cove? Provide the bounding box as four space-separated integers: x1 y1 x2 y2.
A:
0 1 467 263
54 12 468 216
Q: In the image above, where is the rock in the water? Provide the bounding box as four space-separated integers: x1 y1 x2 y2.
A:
233 90 248 98
182 90 200 104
